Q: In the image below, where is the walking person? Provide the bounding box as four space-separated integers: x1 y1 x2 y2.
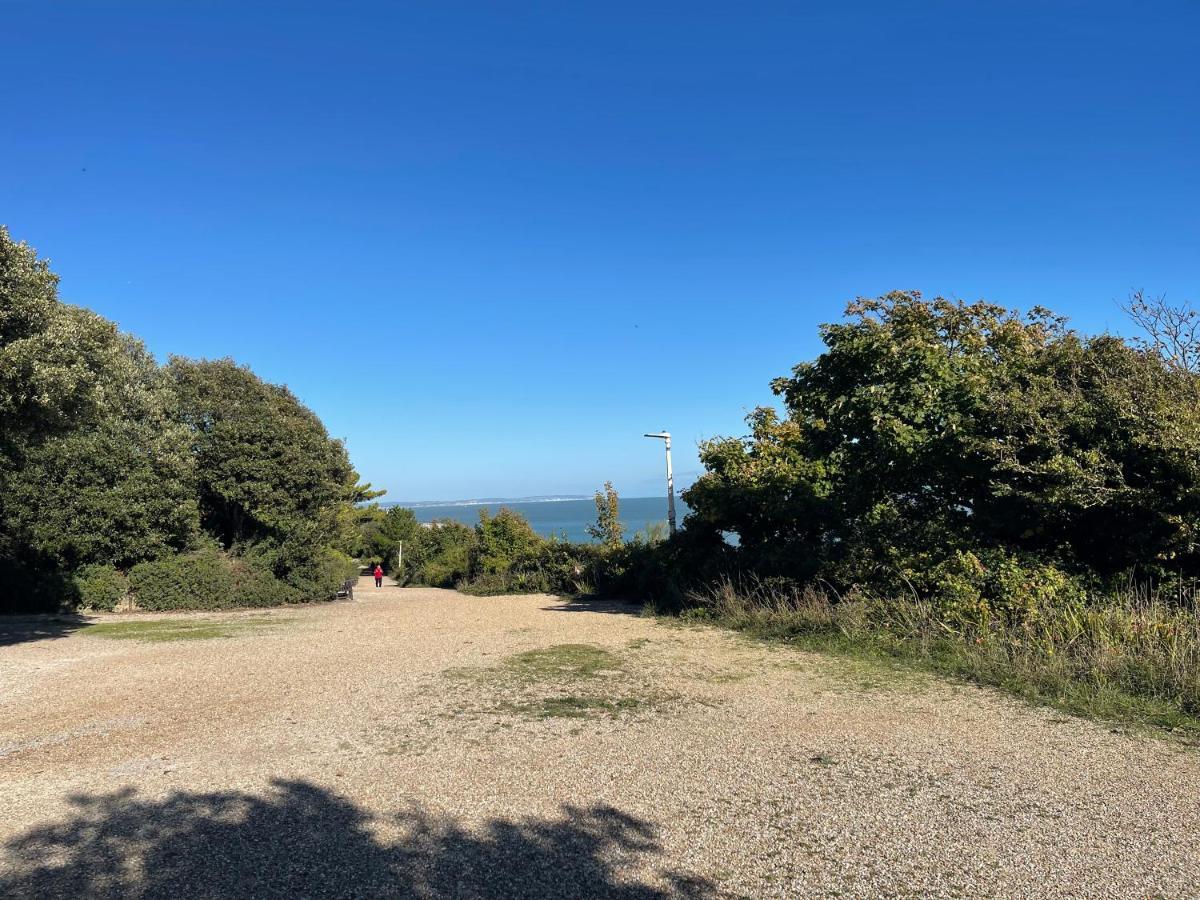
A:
373 563 384 588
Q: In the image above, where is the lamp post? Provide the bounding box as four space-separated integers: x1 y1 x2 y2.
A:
643 431 677 536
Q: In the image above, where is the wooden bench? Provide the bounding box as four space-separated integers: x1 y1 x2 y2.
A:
335 578 355 601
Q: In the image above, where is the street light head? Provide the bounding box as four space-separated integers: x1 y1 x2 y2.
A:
643 431 670 440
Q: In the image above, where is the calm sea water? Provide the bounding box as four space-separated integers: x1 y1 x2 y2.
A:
403 496 687 543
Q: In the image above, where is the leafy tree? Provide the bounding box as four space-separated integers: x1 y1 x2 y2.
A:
168 358 357 559
5 409 199 569
0 227 372 610
473 507 543 576
351 505 422 574
406 519 476 587
0 226 74 464
586 481 625 548
376 506 421 563
0 233 170 472
1 231 199 574
686 291 1200 601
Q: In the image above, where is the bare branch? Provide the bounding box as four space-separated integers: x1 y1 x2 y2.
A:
1121 290 1200 373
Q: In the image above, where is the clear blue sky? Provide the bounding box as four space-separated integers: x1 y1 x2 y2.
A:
3 2 1196 500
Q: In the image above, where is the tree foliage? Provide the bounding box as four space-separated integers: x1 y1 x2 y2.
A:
4 328 199 569
351 505 421 573
0 228 365 610
473 508 544 576
685 291 1200 613
169 358 355 549
586 481 625 548
405 519 476 588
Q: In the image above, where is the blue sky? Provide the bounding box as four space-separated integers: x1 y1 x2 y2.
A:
2 1 1196 500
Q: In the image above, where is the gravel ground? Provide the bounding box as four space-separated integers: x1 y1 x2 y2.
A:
2 577 1199 898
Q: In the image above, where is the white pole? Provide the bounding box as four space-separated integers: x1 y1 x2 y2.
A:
397 541 403 582
663 433 677 536
644 430 677 536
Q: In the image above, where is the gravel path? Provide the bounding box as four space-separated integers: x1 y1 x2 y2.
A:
2 577 1199 898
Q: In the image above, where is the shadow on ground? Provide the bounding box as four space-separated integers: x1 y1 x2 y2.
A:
0 780 712 899
0 615 89 647
542 596 646 617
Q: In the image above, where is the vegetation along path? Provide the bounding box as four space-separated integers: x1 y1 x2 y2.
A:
2 578 1199 898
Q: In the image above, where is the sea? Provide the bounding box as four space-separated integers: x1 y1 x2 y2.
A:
395 496 688 543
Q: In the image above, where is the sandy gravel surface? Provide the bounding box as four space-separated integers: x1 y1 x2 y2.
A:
2 577 1199 898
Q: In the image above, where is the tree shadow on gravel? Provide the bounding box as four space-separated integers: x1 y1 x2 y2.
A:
542 597 646 617
0 780 713 899
0 615 89 647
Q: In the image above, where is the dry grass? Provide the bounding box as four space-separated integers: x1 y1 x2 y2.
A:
685 575 1200 735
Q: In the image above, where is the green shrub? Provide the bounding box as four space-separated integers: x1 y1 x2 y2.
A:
472 508 544 576
129 550 236 611
922 550 1089 631
606 527 734 611
73 564 129 611
982 552 1086 624
527 540 601 594
231 561 300 607
926 551 989 628
282 547 357 601
129 548 323 610
407 520 476 587
457 571 514 596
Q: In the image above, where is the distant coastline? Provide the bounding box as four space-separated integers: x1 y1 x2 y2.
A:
381 496 684 543
383 495 591 509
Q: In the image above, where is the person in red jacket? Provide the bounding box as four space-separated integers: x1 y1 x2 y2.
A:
373 564 384 588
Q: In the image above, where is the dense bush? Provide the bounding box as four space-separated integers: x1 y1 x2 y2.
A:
458 539 604 596
229 560 300 608
404 519 476 587
129 550 236 611
281 547 358 601
73 564 129 611
395 503 636 597
126 547 343 611
471 508 544 578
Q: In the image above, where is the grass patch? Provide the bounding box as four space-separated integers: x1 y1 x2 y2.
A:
703 671 751 684
768 637 933 694
82 617 287 643
441 643 672 723
502 644 622 681
500 695 646 719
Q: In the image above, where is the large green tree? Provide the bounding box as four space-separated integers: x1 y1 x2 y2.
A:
2 227 367 609
1 230 199 573
4 331 199 568
686 292 1200 590
168 357 358 568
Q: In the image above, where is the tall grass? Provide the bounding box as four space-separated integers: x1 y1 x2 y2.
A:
682 575 1200 734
